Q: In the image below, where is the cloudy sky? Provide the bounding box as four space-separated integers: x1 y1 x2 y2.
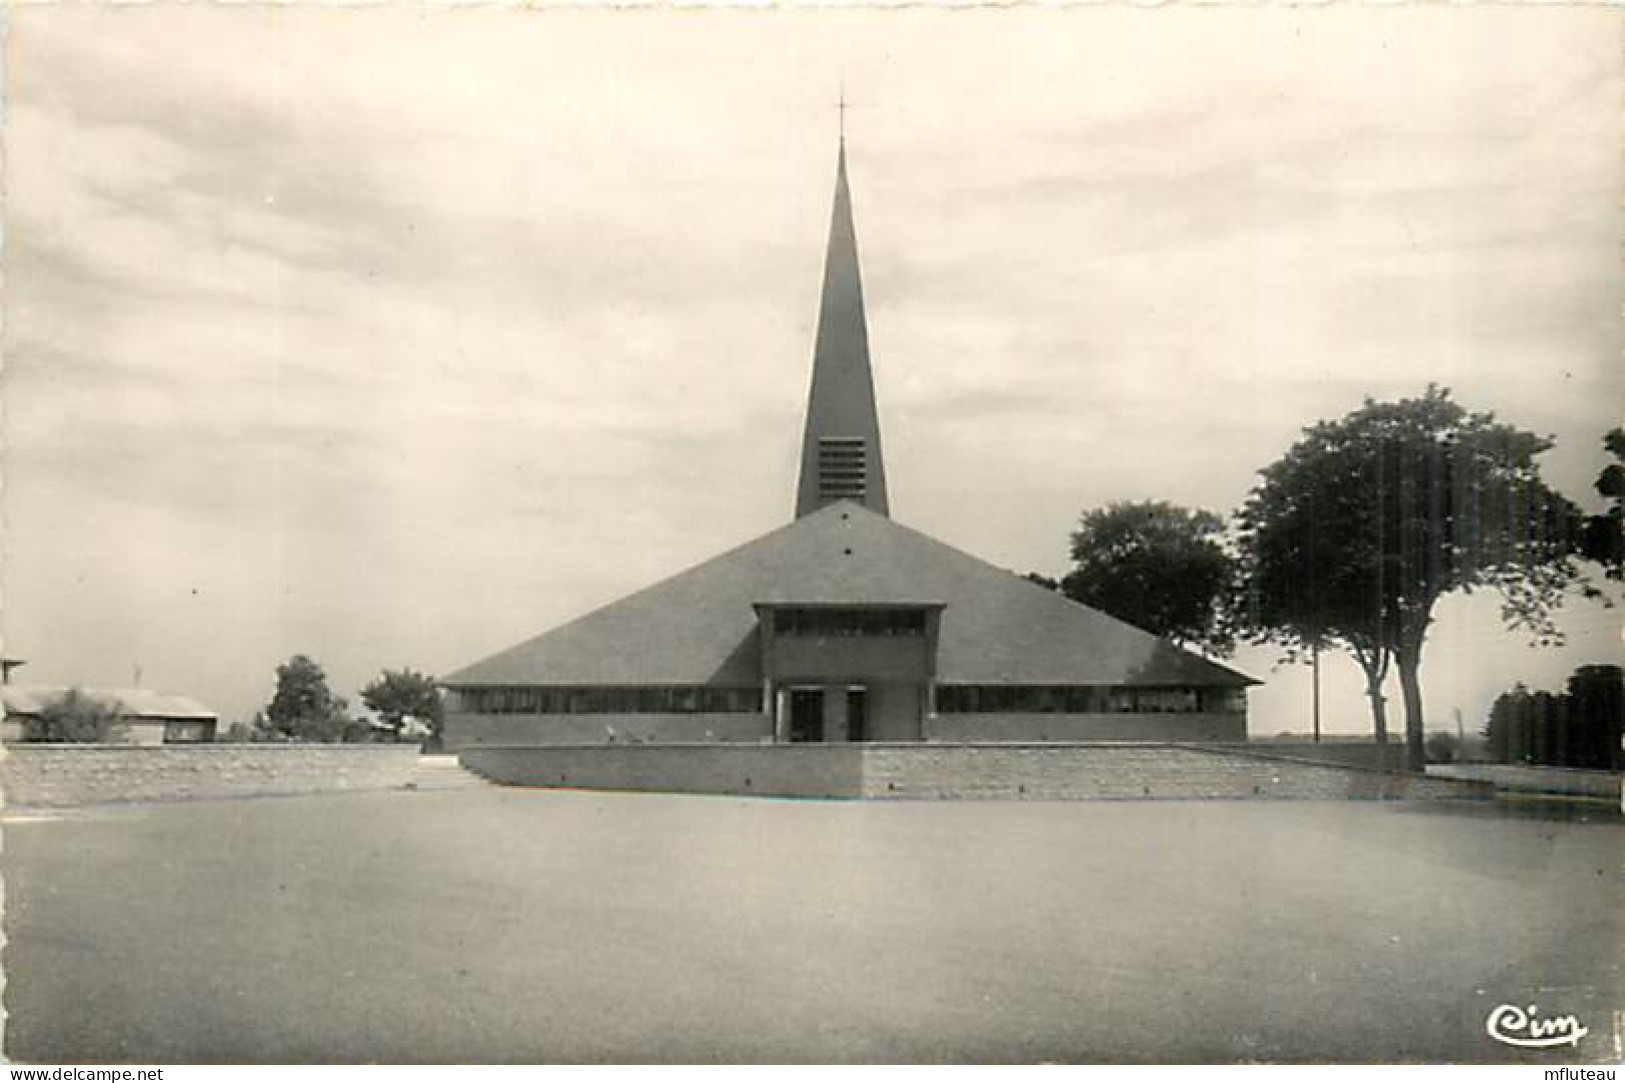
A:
4 5 1621 735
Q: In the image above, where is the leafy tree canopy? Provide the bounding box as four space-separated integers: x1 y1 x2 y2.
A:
1483 665 1622 771
1063 500 1235 655
361 669 443 740
1237 385 1588 771
263 654 350 742
26 688 122 743
1580 427 1625 579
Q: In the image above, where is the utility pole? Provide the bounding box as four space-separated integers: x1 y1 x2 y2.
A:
1311 640 1322 744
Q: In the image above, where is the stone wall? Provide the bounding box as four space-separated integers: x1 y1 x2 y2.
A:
1235 738 1417 770
467 743 862 796
866 744 1483 800
461 743 1491 801
0 744 422 808
1238 741 1396 770
927 712 1246 743
443 711 772 751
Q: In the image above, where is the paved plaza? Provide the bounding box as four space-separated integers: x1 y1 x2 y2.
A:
4 786 1620 1063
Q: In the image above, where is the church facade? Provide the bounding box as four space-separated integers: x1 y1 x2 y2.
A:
441 139 1255 751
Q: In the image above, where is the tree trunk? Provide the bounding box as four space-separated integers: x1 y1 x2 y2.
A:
1396 646 1426 774
1364 669 1391 773
1351 645 1391 772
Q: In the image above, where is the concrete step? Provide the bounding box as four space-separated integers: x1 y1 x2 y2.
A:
407 755 490 791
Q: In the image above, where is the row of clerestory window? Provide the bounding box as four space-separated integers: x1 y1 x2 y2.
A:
935 685 1246 715
771 607 927 637
453 684 1244 716
456 686 764 715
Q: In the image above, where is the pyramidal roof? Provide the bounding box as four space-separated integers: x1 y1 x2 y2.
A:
446 134 1255 694
444 501 1254 688
795 139 889 519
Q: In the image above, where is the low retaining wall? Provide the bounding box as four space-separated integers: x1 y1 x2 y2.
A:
1236 741 1397 771
926 712 1245 743
0 744 423 808
1427 763 1625 800
461 743 1492 801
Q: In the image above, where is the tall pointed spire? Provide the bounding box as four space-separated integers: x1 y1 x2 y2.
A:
794 129 890 519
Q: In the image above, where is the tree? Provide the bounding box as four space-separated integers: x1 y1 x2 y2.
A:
1484 683 1534 764
263 654 351 742
360 668 443 744
1423 731 1460 765
1564 664 1624 770
219 719 258 743
1580 428 1625 579
1482 667 1623 770
1238 387 1588 773
25 688 122 743
1238 415 1398 762
1061 501 1236 655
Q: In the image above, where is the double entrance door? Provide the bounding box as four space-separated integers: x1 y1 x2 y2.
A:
786 685 869 743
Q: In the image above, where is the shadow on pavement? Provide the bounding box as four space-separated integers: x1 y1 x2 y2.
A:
1388 793 1622 826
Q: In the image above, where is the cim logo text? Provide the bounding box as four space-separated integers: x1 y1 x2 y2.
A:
1487 1003 1590 1049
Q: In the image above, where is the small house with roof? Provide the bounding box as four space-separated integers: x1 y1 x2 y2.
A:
2 686 219 745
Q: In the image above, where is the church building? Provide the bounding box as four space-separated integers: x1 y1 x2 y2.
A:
441 136 1255 750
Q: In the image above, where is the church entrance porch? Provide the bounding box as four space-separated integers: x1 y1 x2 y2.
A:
759 603 941 744
777 682 920 743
